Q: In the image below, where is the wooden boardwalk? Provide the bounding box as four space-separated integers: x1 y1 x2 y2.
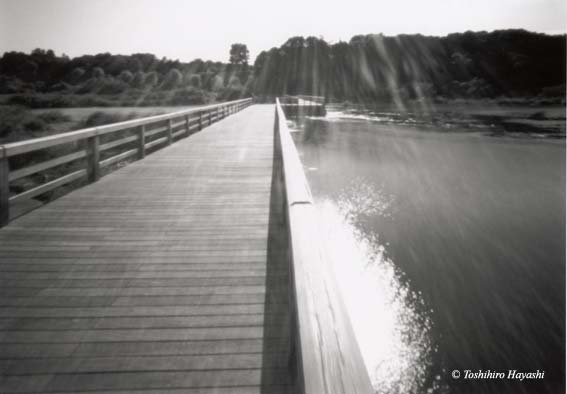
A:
0 105 295 393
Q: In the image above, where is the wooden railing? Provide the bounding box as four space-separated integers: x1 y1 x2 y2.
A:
280 95 326 117
274 98 373 394
296 95 325 105
0 98 252 227
280 95 325 105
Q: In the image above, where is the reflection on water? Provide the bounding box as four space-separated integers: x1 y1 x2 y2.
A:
292 108 565 394
316 180 446 394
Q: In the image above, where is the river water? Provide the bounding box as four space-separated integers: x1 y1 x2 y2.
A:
290 105 565 394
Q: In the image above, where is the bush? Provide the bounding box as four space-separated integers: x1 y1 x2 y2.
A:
144 72 159 88
0 76 33 94
67 67 86 84
211 75 224 91
80 111 142 128
75 95 114 107
91 67 105 79
0 106 27 138
119 70 134 84
167 88 209 105
0 106 48 140
189 74 201 88
540 84 566 98
97 77 129 95
22 118 47 131
7 94 74 108
75 78 99 94
36 110 71 124
227 75 242 88
160 69 183 90
217 86 245 101
132 71 145 88
47 82 73 92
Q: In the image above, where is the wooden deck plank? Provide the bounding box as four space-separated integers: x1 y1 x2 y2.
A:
0 354 288 375
0 105 296 393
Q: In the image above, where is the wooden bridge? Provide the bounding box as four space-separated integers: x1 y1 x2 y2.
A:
0 98 373 393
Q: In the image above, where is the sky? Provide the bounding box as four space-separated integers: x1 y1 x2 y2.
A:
1 0 565 63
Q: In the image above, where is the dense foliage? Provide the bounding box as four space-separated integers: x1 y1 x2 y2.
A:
0 30 565 107
253 30 566 101
0 49 253 106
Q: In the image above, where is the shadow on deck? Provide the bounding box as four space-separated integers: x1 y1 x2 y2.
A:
261 121 297 393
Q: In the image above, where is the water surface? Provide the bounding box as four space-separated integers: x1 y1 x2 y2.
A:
292 106 565 394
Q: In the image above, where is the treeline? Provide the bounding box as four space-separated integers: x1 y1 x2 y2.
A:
0 29 565 107
253 29 566 102
0 50 252 107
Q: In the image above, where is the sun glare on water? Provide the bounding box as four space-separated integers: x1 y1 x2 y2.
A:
314 179 446 394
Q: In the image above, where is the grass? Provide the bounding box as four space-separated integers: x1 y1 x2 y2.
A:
0 106 72 143
80 110 151 128
1 87 214 109
1 106 166 212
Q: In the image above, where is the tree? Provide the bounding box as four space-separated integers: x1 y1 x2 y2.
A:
68 67 86 84
161 68 182 89
132 71 145 88
119 70 134 84
91 67 105 79
229 43 249 65
189 74 201 88
144 71 158 88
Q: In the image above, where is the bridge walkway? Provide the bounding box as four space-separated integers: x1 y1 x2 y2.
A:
0 105 295 393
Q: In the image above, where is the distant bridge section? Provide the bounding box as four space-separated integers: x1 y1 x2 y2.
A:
279 95 326 117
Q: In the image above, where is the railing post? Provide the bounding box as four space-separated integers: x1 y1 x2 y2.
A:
199 112 203 131
167 119 173 145
87 135 100 183
184 115 190 137
0 147 10 227
138 125 146 160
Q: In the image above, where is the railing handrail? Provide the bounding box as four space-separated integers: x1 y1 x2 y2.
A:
0 98 252 158
281 94 325 105
0 98 253 227
275 98 373 394
296 94 324 101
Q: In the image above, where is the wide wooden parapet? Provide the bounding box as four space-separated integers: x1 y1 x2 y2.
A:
275 98 374 394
